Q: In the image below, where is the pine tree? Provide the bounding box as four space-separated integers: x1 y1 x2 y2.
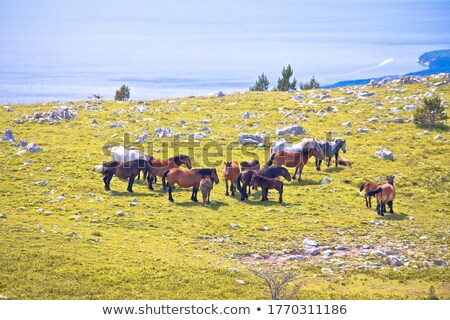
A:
413 95 447 126
276 65 297 91
250 73 270 91
115 85 130 101
299 76 320 90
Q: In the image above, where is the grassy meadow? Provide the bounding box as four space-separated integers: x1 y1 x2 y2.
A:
0 76 449 300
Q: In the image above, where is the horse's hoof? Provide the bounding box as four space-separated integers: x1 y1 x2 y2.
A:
169 199 174 202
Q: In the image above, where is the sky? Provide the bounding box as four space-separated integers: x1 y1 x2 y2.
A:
0 0 449 102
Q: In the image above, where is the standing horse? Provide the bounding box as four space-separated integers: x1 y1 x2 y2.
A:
366 176 396 216
200 177 214 206
360 181 382 208
145 155 193 183
222 161 240 196
102 159 153 192
270 138 323 155
250 175 284 203
162 168 219 202
236 166 291 201
266 147 324 181
315 138 347 170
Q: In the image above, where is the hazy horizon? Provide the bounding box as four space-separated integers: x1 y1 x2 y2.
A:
1 0 449 103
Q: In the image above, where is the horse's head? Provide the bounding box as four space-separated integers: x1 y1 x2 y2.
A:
211 168 219 184
178 155 192 169
224 161 232 168
311 147 324 160
386 176 395 186
281 167 292 182
341 139 347 153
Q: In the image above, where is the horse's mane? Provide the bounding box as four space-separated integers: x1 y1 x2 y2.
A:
103 160 120 167
298 138 316 149
170 154 188 161
195 168 216 175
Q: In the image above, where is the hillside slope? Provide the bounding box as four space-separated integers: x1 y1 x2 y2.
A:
0 74 449 300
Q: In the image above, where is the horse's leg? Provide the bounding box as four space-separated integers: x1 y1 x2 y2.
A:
335 152 339 167
103 174 110 191
297 165 303 181
168 185 174 202
191 187 199 202
388 201 394 214
127 175 136 192
278 186 283 203
147 173 154 190
225 179 229 196
231 181 236 196
327 157 331 167
292 167 297 180
315 159 320 171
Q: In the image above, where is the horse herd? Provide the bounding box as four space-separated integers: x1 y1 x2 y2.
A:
101 138 396 216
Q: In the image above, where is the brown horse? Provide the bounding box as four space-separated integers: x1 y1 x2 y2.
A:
359 181 382 208
240 160 260 171
162 168 219 202
102 159 153 192
200 177 214 206
367 176 396 216
223 161 240 196
145 155 193 183
249 174 283 203
266 147 324 181
236 166 291 201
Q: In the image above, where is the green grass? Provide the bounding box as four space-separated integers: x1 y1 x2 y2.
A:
0 79 449 299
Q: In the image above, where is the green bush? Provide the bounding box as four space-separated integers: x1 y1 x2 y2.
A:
300 76 320 90
250 73 270 91
276 64 297 91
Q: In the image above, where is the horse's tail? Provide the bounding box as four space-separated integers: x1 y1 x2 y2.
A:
236 172 243 194
162 169 170 192
367 188 382 197
266 153 276 167
359 182 366 192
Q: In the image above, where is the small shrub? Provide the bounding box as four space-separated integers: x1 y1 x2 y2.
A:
250 267 301 300
250 73 270 91
115 85 130 101
276 64 297 91
300 76 320 90
428 286 439 300
413 95 447 126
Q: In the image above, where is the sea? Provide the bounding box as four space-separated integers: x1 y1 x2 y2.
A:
1 0 449 104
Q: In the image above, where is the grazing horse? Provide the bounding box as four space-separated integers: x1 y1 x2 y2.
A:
200 177 214 207
236 166 291 201
222 161 240 196
102 159 153 192
366 176 396 216
162 168 219 202
249 175 284 203
315 138 347 170
145 155 193 183
240 160 260 172
266 147 324 181
359 181 382 208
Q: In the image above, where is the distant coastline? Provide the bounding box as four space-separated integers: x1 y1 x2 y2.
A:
323 49 450 88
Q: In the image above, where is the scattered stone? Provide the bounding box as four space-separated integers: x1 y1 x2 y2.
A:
236 280 245 285
276 125 306 136
179 120 186 125
287 255 306 261
229 268 240 273
367 117 378 123
323 249 333 256
44 211 52 216
342 122 351 127
26 106 77 123
135 105 148 113
403 105 416 111
424 130 431 135
36 180 49 186
92 119 98 124
0 213 6 219
434 135 442 140
238 133 266 146
336 246 347 250
200 119 210 124
303 238 318 246
19 140 28 147
110 123 124 129
0 129 15 142
291 95 306 101
375 250 386 257
325 106 338 112
216 91 225 97
320 178 332 184
420 235 427 240
357 128 368 134
305 248 321 256
243 112 250 120
191 132 207 139
117 211 125 217
358 91 376 97
26 142 43 152
388 256 403 267
231 223 239 229
434 260 448 266
45 167 52 172
375 149 394 161
57 195 65 201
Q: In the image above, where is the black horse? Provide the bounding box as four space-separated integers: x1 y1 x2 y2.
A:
236 166 291 201
315 138 347 170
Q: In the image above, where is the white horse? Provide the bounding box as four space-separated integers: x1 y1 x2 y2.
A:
269 138 323 155
111 145 149 162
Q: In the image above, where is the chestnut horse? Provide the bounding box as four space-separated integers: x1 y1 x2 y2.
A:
366 176 396 216
236 166 291 201
266 147 324 181
223 161 240 196
162 168 219 202
145 155 193 183
359 181 382 208
249 175 283 203
102 159 153 192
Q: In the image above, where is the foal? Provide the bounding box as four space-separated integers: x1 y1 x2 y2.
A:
249 174 284 203
222 161 240 196
200 177 213 206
